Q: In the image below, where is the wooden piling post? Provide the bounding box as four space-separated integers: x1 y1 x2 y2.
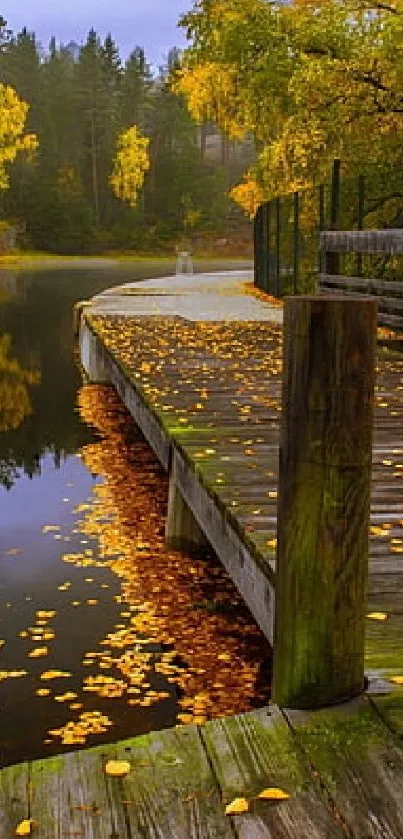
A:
165 453 207 554
273 295 378 709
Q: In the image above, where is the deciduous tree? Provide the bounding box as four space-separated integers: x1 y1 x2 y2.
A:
110 125 150 206
0 84 37 190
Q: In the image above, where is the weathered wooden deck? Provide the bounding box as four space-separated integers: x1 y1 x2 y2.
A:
2 694 403 837
2 272 401 837
79 273 403 676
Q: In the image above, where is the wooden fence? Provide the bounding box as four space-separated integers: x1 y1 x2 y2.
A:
319 230 403 332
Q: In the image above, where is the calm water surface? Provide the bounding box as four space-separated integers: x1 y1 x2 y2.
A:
0 260 261 766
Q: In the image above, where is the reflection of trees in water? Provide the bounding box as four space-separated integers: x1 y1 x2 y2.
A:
0 270 19 298
0 333 40 433
0 332 41 488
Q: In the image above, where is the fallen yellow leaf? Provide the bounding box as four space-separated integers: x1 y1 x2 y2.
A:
225 798 249 815
257 788 290 801
28 647 48 659
389 676 403 685
105 760 131 777
54 692 77 703
366 612 388 621
40 670 72 681
15 819 37 836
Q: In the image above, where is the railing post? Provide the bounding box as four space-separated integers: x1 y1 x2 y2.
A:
293 191 299 295
275 197 281 297
273 295 378 709
357 175 365 278
253 205 262 288
267 201 272 293
261 202 269 293
318 184 326 276
326 159 341 276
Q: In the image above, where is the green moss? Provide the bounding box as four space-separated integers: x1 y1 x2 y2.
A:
296 703 385 793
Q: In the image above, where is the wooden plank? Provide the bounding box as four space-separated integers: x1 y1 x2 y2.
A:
320 274 403 295
201 707 344 838
29 749 114 839
320 229 403 254
320 274 373 291
0 761 29 837
370 690 403 737
287 697 403 838
379 312 403 330
110 725 234 838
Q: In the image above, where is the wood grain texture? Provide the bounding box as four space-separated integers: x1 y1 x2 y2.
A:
287 696 403 838
274 296 378 708
110 725 234 838
370 689 403 737
0 761 29 837
201 707 344 838
29 749 114 839
321 229 403 254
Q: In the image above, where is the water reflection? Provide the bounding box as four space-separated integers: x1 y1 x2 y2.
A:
76 385 271 728
0 334 40 434
0 261 260 766
0 270 19 299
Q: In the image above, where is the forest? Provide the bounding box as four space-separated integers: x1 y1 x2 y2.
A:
0 17 253 255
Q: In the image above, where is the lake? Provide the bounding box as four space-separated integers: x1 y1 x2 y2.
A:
0 259 270 766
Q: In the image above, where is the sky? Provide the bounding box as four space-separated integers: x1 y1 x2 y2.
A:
1 0 191 66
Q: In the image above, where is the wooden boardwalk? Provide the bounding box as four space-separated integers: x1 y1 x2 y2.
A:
81 295 403 676
3 272 401 837
2 695 403 837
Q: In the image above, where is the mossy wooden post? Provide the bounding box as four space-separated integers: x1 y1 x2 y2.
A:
273 295 377 709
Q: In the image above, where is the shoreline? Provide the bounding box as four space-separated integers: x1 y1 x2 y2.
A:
0 253 253 270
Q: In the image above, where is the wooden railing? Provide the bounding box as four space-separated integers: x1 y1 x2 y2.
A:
319 230 403 332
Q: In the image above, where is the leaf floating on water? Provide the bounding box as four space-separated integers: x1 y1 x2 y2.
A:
54 691 78 703
225 798 249 815
105 760 131 777
40 670 72 681
5 548 22 557
390 676 403 685
257 788 290 801
42 525 60 533
36 611 56 619
28 647 48 658
366 612 388 621
15 819 37 836
57 582 72 592
36 688 51 697
0 669 27 682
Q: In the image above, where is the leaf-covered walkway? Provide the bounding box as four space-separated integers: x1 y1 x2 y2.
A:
84 270 403 678
4 270 401 837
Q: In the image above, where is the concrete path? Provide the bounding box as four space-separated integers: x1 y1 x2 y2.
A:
88 270 284 323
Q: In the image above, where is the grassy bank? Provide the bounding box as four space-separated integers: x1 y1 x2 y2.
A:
0 251 253 269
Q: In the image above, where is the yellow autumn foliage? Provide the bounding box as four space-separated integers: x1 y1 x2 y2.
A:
109 126 150 207
0 84 38 191
0 334 40 433
177 0 403 210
